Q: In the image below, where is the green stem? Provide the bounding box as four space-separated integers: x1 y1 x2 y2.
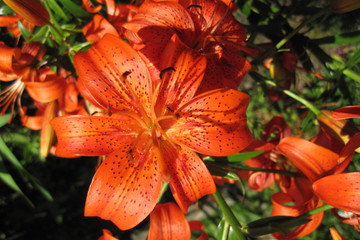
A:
157 182 169 203
221 220 230 240
307 203 334 216
276 7 331 49
264 79 320 115
213 189 247 240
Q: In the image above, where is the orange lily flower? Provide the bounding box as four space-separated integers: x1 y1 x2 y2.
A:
271 177 323 239
3 0 49 26
51 34 253 230
149 202 208 240
123 0 251 93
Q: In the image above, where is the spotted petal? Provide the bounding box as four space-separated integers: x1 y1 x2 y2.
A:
155 34 206 115
313 172 360 215
164 89 252 156
161 140 216 213
50 115 140 157
85 144 162 230
74 34 153 116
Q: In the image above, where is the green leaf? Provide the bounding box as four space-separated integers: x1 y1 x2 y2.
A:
0 156 34 207
206 162 239 180
47 0 69 21
0 5 14 15
0 137 53 202
28 25 50 43
59 0 92 18
227 151 264 162
244 215 311 237
17 20 31 41
0 114 12 128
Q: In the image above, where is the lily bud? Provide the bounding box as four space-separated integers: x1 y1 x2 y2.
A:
3 0 50 26
330 0 360 13
269 59 288 88
40 101 58 157
317 110 360 153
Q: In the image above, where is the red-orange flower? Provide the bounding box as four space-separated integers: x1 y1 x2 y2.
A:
51 34 252 230
123 0 251 93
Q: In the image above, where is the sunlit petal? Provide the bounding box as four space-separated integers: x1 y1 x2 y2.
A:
85 144 162 230
156 34 206 115
161 141 216 213
74 34 153 116
277 137 339 182
164 89 252 156
313 172 360 215
50 115 140 157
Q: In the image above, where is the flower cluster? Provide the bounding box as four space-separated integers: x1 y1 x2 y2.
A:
1 0 360 239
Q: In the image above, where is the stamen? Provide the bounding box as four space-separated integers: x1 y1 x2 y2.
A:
0 79 25 119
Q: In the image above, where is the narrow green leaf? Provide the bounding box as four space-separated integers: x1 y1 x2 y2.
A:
59 0 92 18
17 20 31 41
343 69 360 83
28 25 50 43
0 137 53 202
0 156 34 207
47 0 69 21
227 151 264 162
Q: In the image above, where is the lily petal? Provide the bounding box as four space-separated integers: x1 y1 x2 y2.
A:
148 202 191 240
74 34 153 116
332 105 360 120
123 0 194 43
83 14 120 44
161 141 216 213
313 172 360 215
85 144 162 230
164 89 252 156
50 115 140 157
156 34 206 115
276 137 339 182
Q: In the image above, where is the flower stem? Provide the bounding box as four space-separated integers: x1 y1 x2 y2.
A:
213 189 247 240
307 203 334 215
265 79 320 115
